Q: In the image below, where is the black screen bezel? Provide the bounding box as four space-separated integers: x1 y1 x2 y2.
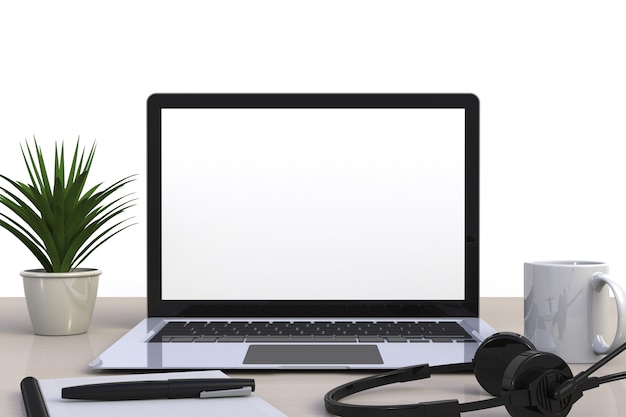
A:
147 93 479 318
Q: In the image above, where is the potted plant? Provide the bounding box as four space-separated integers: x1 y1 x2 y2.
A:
0 139 136 335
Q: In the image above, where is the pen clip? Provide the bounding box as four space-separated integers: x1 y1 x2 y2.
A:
199 386 253 399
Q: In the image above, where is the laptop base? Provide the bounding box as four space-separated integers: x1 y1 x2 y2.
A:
90 317 496 370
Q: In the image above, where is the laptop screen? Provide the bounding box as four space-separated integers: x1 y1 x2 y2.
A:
147 94 479 317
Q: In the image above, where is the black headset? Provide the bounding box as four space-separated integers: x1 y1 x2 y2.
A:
324 332 626 417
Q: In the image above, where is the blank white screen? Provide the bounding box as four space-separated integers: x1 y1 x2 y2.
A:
161 108 465 300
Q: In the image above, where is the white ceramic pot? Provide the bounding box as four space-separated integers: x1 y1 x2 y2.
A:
21 268 101 336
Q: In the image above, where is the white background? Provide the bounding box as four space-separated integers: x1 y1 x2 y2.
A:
1 0 625 297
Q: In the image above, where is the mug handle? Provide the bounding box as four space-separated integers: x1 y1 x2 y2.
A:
591 272 626 354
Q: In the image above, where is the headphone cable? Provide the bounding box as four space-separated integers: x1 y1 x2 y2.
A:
597 371 626 385
554 341 626 400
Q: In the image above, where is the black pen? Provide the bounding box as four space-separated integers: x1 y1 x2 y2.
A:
62 378 255 401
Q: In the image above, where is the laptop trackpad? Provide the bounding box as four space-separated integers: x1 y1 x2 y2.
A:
243 345 383 364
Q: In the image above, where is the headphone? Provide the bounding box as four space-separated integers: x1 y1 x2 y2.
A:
324 332 626 417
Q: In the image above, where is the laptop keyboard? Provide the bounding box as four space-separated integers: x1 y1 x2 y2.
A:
149 320 475 343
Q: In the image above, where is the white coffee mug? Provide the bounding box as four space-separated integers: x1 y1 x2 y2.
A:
524 261 626 363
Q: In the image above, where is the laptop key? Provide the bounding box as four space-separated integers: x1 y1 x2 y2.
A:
153 336 173 342
170 336 197 343
358 336 384 343
385 337 408 343
431 338 454 343
217 336 246 343
195 336 219 343
407 337 429 343
264 336 293 342
309 336 357 342
245 336 270 342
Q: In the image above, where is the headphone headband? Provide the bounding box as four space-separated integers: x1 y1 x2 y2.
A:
324 363 475 417
324 361 522 417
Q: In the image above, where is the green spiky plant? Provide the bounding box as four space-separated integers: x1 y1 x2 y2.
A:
0 139 136 273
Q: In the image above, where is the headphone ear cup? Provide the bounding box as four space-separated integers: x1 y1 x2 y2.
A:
473 332 536 396
501 351 574 417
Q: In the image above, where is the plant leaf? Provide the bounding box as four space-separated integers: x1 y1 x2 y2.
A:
0 139 137 272
0 214 52 271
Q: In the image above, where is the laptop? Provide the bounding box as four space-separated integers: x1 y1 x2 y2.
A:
90 93 496 370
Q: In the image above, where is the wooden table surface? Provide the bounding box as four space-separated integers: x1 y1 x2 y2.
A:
2 297 625 416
